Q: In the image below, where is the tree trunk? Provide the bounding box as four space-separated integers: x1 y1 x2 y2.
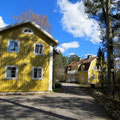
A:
106 0 114 95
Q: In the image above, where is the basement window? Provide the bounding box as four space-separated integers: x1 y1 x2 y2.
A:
8 40 20 53
22 28 33 34
32 67 43 80
34 43 44 55
5 66 18 79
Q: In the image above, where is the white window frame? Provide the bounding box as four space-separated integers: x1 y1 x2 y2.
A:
7 40 20 53
22 28 33 34
81 65 85 71
32 67 43 80
34 43 44 55
5 65 18 79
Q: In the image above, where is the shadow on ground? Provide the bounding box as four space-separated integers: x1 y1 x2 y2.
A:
57 83 90 96
0 83 111 120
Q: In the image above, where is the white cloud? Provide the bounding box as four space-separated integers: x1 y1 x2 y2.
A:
56 46 65 53
56 41 79 53
69 53 75 56
0 16 7 28
61 41 79 50
57 0 101 44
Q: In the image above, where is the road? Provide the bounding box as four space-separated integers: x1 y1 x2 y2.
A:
0 83 111 120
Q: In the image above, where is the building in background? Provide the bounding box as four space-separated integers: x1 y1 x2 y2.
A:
65 55 99 84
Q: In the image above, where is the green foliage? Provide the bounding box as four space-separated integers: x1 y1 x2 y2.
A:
96 47 106 70
83 0 120 45
114 38 120 58
54 52 65 81
83 0 120 95
54 52 79 82
96 47 106 87
68 54 79 63
54 51 69 82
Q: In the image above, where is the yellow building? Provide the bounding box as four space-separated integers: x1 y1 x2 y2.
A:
65 61 81 83
65 55 99 84
0 21 58 92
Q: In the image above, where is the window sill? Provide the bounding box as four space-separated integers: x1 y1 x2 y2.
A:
7 51 19 53
4 77 17 80
32 78 42 80
22 32 33 35
34 53 44 56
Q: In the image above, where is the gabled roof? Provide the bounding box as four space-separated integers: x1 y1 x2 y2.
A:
0 21 59 45
67 61 77 67
67 56 97 71
82 57 96 64
79 57 97 71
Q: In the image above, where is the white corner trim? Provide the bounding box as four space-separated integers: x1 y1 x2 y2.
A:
88 58 96 83
49 43 53 91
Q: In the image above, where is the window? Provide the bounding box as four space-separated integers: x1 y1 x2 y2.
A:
81 65 85 71
5 66 18 79
32 67 43 80
81 74 84 80
93 66 97 71
34 43 44 55
98 74 102 80
22 28 33 34
8 40 19 53
67 67 71 71
92 74 96 80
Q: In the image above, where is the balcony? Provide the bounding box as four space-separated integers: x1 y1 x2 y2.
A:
67 70 78 74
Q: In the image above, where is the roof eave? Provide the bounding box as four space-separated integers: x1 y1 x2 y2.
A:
0 21 59 45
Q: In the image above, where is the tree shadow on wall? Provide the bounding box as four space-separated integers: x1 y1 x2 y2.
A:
0 29 51 92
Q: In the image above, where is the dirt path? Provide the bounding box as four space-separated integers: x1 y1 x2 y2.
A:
0 83 111 120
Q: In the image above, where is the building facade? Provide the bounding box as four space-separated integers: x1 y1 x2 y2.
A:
65 55 99 84
0 21 58 92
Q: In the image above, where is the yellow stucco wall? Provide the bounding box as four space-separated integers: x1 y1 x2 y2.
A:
78 59 99 84
0 24 52 92
78 71 88 84
88 59 99 84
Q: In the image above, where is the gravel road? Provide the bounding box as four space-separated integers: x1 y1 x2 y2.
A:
0 83 111 120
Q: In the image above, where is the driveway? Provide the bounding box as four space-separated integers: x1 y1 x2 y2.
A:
0 83 111 120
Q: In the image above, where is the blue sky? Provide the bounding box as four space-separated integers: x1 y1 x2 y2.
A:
0 0 101 58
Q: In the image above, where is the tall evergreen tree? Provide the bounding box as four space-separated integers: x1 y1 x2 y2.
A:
96 47 106 88
69 0 120 93
82 0 120 93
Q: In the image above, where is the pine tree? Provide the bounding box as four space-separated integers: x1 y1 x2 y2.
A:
96 47 106 88
82 0 120 94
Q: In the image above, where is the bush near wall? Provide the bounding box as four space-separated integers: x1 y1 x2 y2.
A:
90 88 120 120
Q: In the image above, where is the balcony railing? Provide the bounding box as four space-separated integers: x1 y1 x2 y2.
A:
67 70 78 74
